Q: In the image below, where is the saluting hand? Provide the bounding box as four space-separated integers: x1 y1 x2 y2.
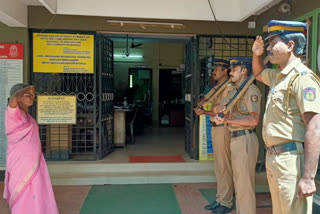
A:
13 85 35 99
297 177 316 198
252 36 265 56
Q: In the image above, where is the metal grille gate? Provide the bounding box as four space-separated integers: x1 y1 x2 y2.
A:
197 35 263 164
198 35 255 89
184 37 200 159
96 34 114 159
184 35 255 160
30 31 114 160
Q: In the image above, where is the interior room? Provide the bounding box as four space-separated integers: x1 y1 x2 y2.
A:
106 34 191 163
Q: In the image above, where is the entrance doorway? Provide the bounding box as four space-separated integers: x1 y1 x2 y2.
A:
159 69 184 127
107 33 193 163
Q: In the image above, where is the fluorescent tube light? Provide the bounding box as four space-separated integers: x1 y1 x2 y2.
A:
106 20 184 28
114 54 143 58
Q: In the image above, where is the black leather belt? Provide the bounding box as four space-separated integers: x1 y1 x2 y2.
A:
210 122 224 127
265 142 303 155
230 129 254 138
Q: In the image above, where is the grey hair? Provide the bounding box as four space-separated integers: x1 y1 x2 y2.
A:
9 83 30 97
280 33 306 55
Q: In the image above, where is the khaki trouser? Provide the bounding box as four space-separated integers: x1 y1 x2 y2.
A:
211 126 233 208
265 143 313 214
230 130 259 214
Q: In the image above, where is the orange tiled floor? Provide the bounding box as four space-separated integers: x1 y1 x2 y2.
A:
0 182 272 214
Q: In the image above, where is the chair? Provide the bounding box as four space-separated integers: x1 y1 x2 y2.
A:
129 108 138 144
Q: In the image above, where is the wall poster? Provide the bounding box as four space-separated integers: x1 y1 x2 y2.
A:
0 43 23 166
37 95 77 125
33 33 94 74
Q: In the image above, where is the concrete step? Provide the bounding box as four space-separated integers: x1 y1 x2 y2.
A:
47 161 268 186
50 170 215 185
48 161 215 185
48 161 214 174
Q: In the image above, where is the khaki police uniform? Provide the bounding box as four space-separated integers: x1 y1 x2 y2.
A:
221 81 261 214
262 58 320 214
210 82 234 209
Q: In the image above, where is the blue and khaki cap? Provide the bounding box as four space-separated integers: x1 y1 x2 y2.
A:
229 57 252 68
212 58 230 69
264 20 307 41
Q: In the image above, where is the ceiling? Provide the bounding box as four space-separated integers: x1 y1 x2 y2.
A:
0 0 282 27
20 0 42 6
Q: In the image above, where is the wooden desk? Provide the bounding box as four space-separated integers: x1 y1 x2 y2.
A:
114 107 134 147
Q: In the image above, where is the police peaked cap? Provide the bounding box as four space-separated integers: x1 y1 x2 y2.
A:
229 57 252 68
264 20 307 41
212 58 230 69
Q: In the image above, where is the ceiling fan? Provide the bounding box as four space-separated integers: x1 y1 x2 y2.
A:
124 34 130 56
124 35 143 57
130 38 143 48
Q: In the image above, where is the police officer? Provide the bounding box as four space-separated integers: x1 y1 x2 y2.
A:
195 59 234 214
252 20 320 214
213 57 261 214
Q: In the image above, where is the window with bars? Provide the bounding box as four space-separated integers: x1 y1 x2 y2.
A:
198 35 255 95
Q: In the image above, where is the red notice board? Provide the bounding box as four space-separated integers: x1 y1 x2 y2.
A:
0 43 24 60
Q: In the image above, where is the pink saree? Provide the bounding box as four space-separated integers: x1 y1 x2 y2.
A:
3 106 59 214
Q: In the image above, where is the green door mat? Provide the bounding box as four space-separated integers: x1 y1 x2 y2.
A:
80 184 182 214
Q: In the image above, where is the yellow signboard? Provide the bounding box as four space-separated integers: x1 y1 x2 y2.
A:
33 33 94 73
37 95 77 124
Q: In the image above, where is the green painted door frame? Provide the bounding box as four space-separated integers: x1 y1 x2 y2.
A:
295 8 320 73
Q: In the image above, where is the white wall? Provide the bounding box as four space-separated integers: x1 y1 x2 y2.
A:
56 0 279 22
1 0 282 26
39 0 57 14
0 0 28 27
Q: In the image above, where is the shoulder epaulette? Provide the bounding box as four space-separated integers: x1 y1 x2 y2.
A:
286 68 320 113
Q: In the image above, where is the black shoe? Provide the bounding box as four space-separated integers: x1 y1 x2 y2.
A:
204 201 220 210
211 205 232 214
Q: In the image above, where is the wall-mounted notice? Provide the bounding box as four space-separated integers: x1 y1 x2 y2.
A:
33 33 94 74
0 43 24 165
37 95 77 124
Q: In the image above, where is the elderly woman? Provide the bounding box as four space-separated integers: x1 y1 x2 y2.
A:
3 83 59 214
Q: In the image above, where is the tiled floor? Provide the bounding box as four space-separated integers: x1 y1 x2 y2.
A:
1 127 320 213
0 182 272 214
0 182 90 214
97 127 193 163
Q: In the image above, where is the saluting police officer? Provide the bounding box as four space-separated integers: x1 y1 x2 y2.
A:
195 59 234 214
252 20 320 214
213 57 261 214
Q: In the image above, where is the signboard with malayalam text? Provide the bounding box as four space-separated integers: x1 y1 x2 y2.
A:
33 33 94 74
37 95 77 125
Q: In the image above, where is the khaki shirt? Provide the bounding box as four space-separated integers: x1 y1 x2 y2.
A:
210 82 234 122
262 58 320 147
220 80 262 132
